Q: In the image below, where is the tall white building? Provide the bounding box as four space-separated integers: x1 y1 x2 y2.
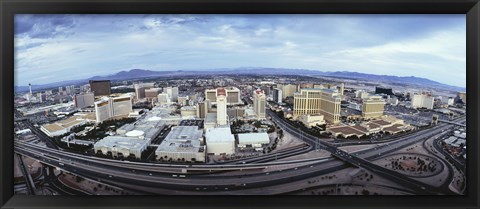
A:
74 93 95 109
253 89 266 119
157 93 170 106
216 88 228 126
112 96 133 117
165 87 179 102
412 94 434 109
273 88 283 104
95 98 114 123
205 127 235 155
94 95 133 123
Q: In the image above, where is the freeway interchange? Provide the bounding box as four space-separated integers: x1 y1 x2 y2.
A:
14 109 466 195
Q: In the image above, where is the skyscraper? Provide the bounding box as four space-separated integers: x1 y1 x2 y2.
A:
273 88 283 104
216 88 228 126
89 80 111 97
74 93 95 109
412 93 434 109
362 95 385 119
293 88 341 123
204 87 241 105
253 89 266 120
165 87 179 102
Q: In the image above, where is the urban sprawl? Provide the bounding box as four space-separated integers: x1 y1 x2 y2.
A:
14 74 467 195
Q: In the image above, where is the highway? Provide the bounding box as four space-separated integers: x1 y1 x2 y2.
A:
14 106 465 194
268 109 465 195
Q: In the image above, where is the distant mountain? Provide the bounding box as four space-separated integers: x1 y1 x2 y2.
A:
15 68 465 93
319 71 465 92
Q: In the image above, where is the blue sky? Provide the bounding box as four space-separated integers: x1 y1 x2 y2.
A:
14 14 466 87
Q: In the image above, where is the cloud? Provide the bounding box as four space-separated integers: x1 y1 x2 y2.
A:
14 14 466 87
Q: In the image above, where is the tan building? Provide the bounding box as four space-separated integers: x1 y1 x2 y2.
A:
293 88 341 124
282 84 297 99
196 99 210 119
298 114 325 128
412 93 434 109
253 89 266 119
204 87 242 105
362 95 385 119
145 88 162 99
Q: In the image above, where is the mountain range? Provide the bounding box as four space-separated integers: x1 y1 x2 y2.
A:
15 68 466 93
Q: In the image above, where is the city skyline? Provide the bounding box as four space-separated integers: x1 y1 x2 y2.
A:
15 14 466 87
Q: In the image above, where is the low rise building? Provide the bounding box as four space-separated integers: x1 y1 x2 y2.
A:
94 136 150 159
40 112 96 137
237 132 270 149
298 114 325 128
205 127 235 155
155 126 206 162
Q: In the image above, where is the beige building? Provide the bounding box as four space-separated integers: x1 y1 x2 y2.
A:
204 87 242 105
95 95 133 123
412 93 434 109
253 89 266 119
298 114 325 128
145 88 162 99
293 88 341 124
362 95 385 119
282 84 297 99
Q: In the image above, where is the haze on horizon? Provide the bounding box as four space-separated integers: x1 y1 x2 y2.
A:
14 14 466 87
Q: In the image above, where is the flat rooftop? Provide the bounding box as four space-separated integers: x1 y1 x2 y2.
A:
205 127 234 143
238 132 270 144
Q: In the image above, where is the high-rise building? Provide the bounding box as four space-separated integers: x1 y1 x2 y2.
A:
112 95 133 117
58 86 63 95
340 83 345 96
89 80 111 97
216 88 228 126
94 95 132 123
145 88 162 99
95 98 114 123
273 88 283 104
134 83 155 100
282 84 297 99
135 84 146 100
204 87 241 105
375 86 394 95
164 87 179 102
293 88 341 123
253 89 266 119
412 94 434 109
74 93 95 109
157 93 170 106
196 100 210 119
362 95 385 119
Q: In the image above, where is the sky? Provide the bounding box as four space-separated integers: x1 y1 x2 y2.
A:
14 14 466 87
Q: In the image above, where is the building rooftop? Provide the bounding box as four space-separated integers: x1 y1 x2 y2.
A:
205 113 217 124
205 127 235 143
217 88 227 96
238 132 270 144
94 136 149 150
156 126 204 153
165 126 203 141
